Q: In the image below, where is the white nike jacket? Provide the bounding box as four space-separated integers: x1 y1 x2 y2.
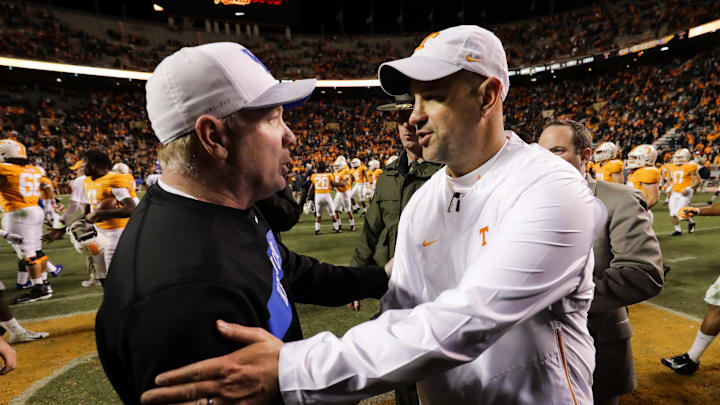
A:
279 131 606 405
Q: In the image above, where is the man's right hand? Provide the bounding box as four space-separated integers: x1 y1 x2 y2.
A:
0 338 17 375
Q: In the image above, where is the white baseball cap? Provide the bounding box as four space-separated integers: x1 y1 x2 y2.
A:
378 25 509 101
146 42 316 145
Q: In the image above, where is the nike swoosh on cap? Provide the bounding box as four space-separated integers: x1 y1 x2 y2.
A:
465 54 485 63
422 239 439 247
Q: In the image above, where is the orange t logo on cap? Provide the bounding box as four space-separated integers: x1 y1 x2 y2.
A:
415 32 439 52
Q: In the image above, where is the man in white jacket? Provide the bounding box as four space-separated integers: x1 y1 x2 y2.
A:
141 25 606 405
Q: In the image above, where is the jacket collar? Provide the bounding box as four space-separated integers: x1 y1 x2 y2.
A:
388 150 441 178
585 173 598 195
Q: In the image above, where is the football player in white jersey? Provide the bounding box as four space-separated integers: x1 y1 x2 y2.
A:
141 25 605 405
63 160 105 287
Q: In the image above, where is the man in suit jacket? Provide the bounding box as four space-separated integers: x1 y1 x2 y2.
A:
539 119 664 405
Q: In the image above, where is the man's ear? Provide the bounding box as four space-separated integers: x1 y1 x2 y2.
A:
581 147 593 165
194 115 229 161
477 77 502 118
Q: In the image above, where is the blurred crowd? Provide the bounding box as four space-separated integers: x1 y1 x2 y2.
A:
504 47 720 164
1 0 719 194
2 44 718 194
0 84 158 193
499 0 720 67
1 0 719 78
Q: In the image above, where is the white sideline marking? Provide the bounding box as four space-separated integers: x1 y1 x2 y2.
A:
665 255 697 263
9 292 103 308
660 225 720 236
9 352 98 405
23 309 97 324
641 301 703 323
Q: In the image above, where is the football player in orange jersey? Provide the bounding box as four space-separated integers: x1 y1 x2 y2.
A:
0 139 51 304
659 156 675 206
332 158 356 231
593 141 624 183
111 162 140 205
37 168 63 229
308 161 344 234
349 158 369 214
61 160 102 287
668 148 701 236
45 151 137 284
83 151 137 273
626 145 661 209
586 159 596 179
36 167 64 279
366 159 381 199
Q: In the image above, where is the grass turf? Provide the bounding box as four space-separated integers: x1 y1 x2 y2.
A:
1 192 718 404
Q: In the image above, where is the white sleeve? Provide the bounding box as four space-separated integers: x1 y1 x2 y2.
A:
278 176 605 404
111 188 131 202
70 180 87 204
61 200 86 225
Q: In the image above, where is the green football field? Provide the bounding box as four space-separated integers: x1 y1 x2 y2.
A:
1 192 719 404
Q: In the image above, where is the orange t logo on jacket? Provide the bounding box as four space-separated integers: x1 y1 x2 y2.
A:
479 226 489 246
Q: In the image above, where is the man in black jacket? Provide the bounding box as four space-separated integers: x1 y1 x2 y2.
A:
95 43 389 405
255 184 302 241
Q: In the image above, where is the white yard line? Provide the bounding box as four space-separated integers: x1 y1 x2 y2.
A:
9 292 103 308
641 301 703 323
660 225 720 236
664 255 698 263
9 352 98 405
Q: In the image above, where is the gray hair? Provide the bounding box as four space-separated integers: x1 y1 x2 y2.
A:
157 110 247 176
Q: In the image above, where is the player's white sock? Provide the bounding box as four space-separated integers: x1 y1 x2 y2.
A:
350 219 355 227
314 222 320 232
687 331 717 362
688 218 695 224
42 272 48 281
17 270 29 285
675 225 682 232
333 221 339 231
47 261 57 272
0 318 24 335
31 278 43 286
